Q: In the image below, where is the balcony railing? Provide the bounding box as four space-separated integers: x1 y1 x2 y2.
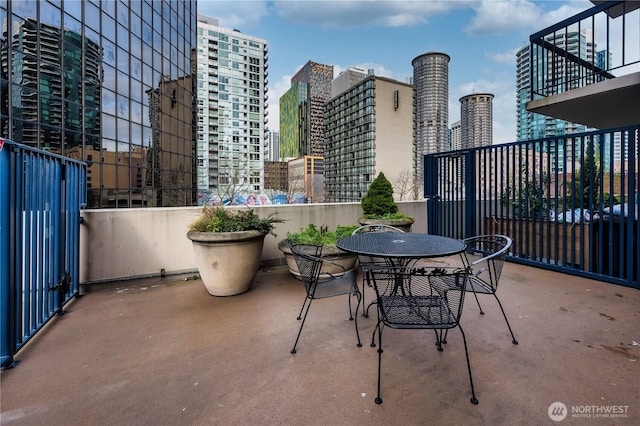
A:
530 0 640 99
1 139 86 368
424 125 640 290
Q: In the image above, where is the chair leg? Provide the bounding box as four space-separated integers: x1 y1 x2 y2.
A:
291 296 314 354
296 295 310 320
492 293 519 345
434 329 446 351
458 324 479 404
472 291 485 315
364 299 377 318
375 320 384 404
361 271 368 317
351 291 363 347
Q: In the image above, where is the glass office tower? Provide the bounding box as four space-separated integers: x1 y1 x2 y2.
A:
0 0 197 207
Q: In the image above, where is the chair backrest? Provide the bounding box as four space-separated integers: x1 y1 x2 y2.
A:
289 242 358 300
369 267 468 327
462 235 512 292
351 224 405 235
289 243 325 291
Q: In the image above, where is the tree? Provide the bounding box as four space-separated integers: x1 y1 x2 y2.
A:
392 168 421 201
567 141 600 210
361 172 398 217
216 158 252 205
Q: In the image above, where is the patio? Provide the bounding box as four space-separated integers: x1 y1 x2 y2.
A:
1 262 638 425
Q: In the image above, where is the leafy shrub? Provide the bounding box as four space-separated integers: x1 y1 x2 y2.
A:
189 207 283 235
361 172 411 220
286 224 359 246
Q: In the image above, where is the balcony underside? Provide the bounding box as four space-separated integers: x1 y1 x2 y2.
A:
527 71 640 129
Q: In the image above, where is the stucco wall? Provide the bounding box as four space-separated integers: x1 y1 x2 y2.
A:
80 201 426 284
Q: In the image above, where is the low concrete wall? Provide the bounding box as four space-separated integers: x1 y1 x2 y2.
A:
80 201 426 284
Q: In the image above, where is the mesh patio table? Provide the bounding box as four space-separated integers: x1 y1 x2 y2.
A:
337 232 466 266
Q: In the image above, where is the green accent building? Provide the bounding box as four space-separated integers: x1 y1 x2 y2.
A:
279 82 307 159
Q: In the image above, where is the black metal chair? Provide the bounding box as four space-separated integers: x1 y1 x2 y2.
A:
351 224 405 317
462 235 518 345
288 243 362 354
368 267 478 405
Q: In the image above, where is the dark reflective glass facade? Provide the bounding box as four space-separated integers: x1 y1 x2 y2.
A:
0 0 197 207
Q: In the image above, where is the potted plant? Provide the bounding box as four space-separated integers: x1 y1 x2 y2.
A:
278 224 359 279
358 172 414 231
489 165 591 270
187 207 283 296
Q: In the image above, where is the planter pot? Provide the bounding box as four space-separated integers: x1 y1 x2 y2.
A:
484 217 590 271
277 239 358 279
187 230 266 296
357 217 414 232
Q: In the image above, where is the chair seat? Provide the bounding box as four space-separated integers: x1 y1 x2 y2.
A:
381 295 456 327
311 271 358 298
465 277 493 294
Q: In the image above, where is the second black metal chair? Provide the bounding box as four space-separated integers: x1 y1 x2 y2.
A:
368 266 478 405
288 243 362 354
462 235 518 345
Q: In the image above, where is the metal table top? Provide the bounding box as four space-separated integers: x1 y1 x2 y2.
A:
337 232 466 260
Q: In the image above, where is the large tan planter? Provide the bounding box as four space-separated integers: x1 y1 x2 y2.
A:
277 240 358 280
187 230 266 296
357 217 414 232
484 217 591 271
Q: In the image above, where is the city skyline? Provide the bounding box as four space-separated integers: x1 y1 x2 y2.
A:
197 0 597 145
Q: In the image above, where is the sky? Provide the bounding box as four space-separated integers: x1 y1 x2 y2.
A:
197 0 596 145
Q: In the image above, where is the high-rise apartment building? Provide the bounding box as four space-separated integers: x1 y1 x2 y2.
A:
196 17 269 205
265 130 280 162
288 155 324 203
412 52 450 194
516 34 591 141
459 93 493 148
331 67 368 98
450 121 461 151
279 82 307 159
280 61 333 158
1 1 197 207
324 75 414 202
517 31 610 173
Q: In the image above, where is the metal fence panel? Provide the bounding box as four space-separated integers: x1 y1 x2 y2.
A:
1 139 86 368
425 126 640 290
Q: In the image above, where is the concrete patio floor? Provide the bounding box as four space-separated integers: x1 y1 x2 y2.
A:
1 262 639 425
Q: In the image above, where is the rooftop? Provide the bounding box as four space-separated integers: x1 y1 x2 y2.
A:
2 263 638 425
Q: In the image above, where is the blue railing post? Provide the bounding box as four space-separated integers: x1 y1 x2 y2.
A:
464 150 477 239
424 153 439 234
0 138 16 368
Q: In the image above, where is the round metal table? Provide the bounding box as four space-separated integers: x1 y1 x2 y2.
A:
337 232 466 263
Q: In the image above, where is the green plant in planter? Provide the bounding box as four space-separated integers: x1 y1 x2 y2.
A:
286 224 359 247
187 207 284 296
361 172 412 220
189 206 283 235
500 164 550 220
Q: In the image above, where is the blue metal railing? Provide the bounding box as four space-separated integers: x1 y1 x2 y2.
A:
425 125 640 290
530 1 640 99
1 139 86 368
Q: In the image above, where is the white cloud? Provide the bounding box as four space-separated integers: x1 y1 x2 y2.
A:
465 0 543 36
273 0 468 29
465 0 592 36
485 46 525 65
197 1 271 28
